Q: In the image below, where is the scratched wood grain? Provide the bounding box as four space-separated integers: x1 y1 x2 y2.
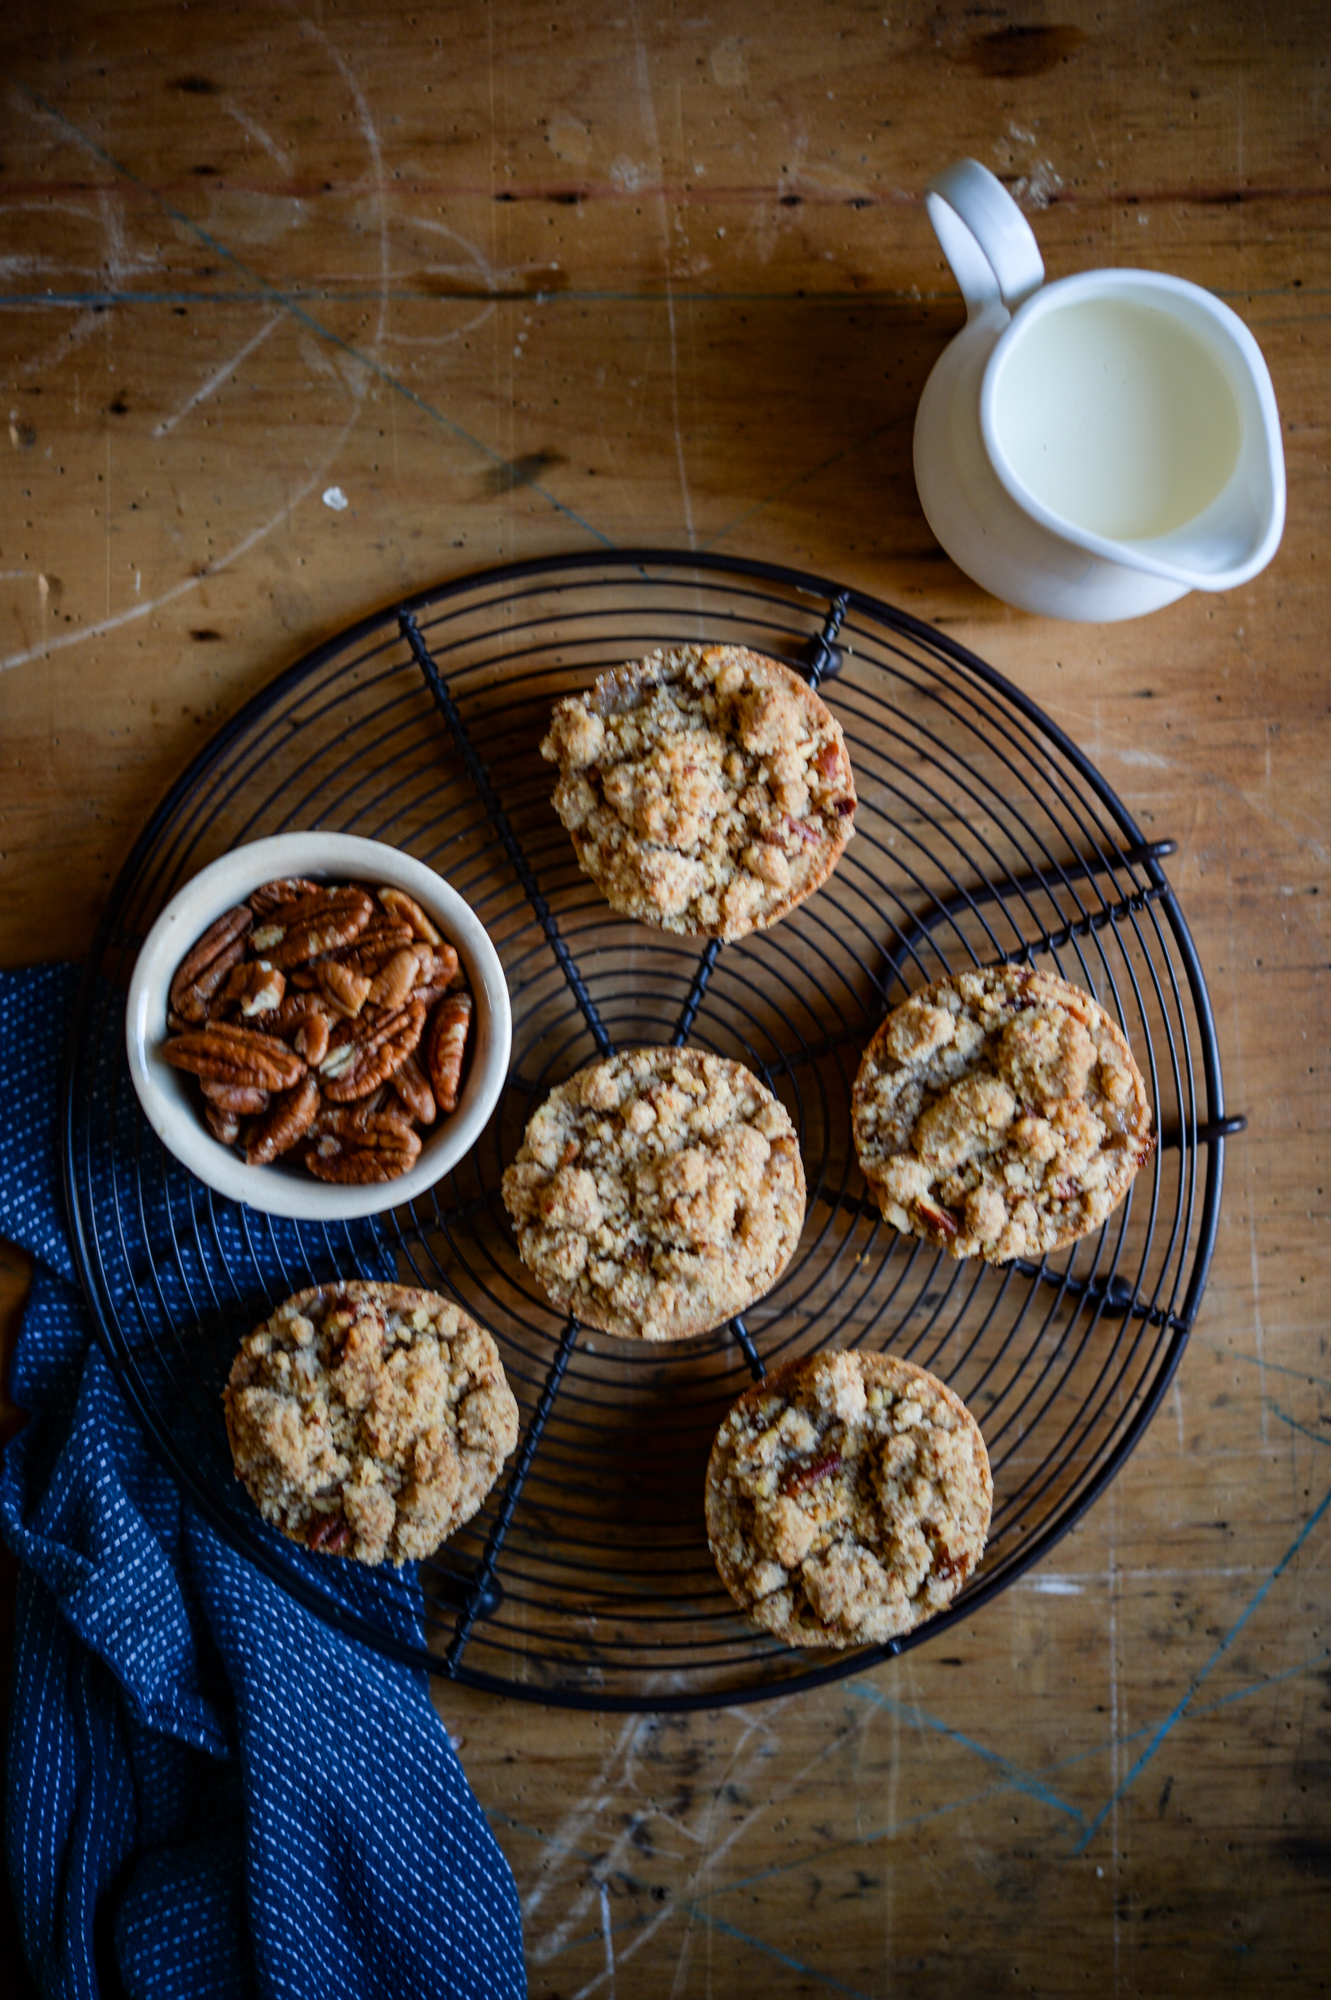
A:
0 0 1327 1993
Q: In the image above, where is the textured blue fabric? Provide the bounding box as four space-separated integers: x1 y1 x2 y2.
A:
0 965 526 2000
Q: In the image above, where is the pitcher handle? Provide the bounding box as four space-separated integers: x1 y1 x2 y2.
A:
925 158 1045 322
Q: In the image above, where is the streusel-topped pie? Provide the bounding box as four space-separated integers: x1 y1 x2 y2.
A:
501 1047 806 1340
853 966 1153 1262
540 643 855 940
224 1283 518 1565
706 1350 992 1648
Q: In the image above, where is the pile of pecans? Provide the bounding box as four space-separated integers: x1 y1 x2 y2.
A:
160 876 473 1184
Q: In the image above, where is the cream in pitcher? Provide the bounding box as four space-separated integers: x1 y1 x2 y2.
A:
912 158 1285 622
992 297 1243 542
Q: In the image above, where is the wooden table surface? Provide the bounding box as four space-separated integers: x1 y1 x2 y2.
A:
2 2 1327 1993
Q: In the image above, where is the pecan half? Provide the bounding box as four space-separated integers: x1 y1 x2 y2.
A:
318 1040 358 1084
414 941 459 988
312 1099 395 1137
319 998 426 1102
326 918 415 972
220 958 286 1017
292 1011 331 1066
366 946 421 1012
248 876 321 917
200 1077 270 1115
263 886 375 967
313 1084 388 1128
244 1074 321 1166
424 993 472 1113
305 1107 423 1183
204 1104 240 1146
316 958 373 1018
269 991 329 1033
162 1020 307 1093
388 1049 437 1125
376 886 442 945
168 905 253 1023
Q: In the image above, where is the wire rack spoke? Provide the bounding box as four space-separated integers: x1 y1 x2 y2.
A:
402 606 613 1059
445 1314 582 1671
63 551 1235 1710
797 588 850 690
673 937 724 1045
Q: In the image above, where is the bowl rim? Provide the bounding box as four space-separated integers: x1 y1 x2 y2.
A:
124 831 512 1219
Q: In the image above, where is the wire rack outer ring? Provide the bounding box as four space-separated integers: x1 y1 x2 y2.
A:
63 548 1232 1710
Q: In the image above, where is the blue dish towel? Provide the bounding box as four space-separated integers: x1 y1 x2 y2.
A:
0 966 526 2000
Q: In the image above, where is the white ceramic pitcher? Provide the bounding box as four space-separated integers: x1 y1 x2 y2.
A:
912 158 1285 621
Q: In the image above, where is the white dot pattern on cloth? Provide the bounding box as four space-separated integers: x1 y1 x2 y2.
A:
0 967 526 1998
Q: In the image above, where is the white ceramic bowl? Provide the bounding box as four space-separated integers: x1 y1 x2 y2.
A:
125 832 512 1219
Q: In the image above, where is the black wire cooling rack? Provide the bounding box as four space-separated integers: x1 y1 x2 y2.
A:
64 550 1241 1710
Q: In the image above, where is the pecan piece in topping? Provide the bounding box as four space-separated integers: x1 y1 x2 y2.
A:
915 1198 958 1239
424 993 472 1113
164 1020 307 1093
376 886 443 945
244 1074 321 1166
930 1545 969 1587
306 1514 352 1555
319 998 426 1102
168 905 253 1023
781 1451 843 1497
264 886 375 967
305 1107 422 1183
